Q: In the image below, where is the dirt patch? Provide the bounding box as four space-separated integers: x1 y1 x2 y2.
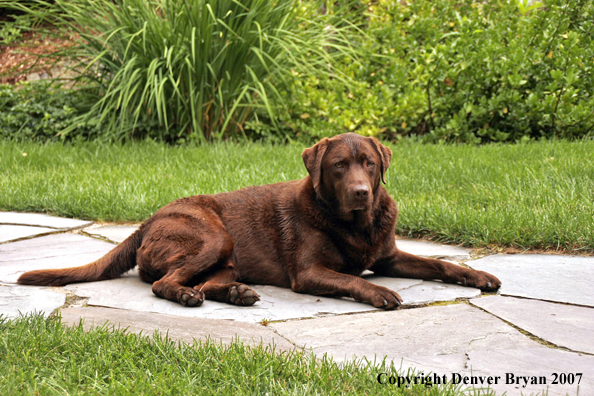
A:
397 235 593 257
0 30 74 85
474 245 594 257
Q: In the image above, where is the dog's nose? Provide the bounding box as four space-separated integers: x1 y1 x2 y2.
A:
353 184 369 198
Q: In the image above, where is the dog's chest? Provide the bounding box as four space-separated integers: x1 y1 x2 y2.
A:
325 229 381 272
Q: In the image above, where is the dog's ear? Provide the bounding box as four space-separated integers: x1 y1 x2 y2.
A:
302 138 330 189
369 137 392 184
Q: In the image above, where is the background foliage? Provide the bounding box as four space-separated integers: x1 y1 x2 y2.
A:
286 0 594 143
1 0 594 143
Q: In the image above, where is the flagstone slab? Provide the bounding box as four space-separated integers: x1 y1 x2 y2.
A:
0 233 116 283
0 225 56 243
1 231 483 322
0 211 93 229
400 351 592 396
466 254 594 307
395 238 471 260
0 284 65 318
58 306 295 352
64 274 408 322
466 348 594 396
64 272 482 322
84 225 139 243
270 303 534 370
270 303 592 396
365 275 481 305
470 296 594 354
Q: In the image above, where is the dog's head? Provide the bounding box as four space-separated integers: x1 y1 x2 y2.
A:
302 133 392 220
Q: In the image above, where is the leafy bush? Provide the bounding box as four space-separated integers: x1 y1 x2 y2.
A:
0 13 29 44
0 1 54 43
1 0 358 142
0 82 102 141
287 0 594 143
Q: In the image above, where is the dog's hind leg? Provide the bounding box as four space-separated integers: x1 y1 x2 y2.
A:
194 263 260 306
149 252 209 307
142 220 236 307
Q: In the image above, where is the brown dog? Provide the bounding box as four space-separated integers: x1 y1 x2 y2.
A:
18 133 501 309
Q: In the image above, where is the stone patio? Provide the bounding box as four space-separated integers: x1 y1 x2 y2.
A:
1 211 592 396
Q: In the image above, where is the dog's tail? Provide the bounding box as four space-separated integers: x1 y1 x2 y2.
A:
17 228 144 286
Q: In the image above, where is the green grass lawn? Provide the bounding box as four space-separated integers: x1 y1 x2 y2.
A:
1 139 592 252
0 314 477 396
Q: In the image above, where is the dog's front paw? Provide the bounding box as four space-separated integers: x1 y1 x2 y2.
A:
357 286 402 310
463 270 501 291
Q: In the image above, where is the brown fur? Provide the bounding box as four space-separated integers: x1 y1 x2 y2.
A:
18 133 501 309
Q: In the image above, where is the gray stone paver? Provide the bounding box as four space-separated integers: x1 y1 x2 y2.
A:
270 304 536 367
64 271 480 322
467 254 594 307
366 274 481 305
1 230 483 321
1 211 593 396
270 304 592 396
395 238 471 260
84 225 139 243
0 233 116 283
0 211 93 229
466 348 593 396
58 306 295 352
471 295 594 354
0 284 65 318
0 224 56 243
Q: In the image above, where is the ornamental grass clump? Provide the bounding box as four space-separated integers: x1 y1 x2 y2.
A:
5 0 357 142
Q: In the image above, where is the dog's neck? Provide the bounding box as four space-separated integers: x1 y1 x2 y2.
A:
347 209 375 229
313 188 376 229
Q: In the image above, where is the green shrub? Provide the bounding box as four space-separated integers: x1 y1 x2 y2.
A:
0 82 102 141
1 0 358 143
0 13 28 44
287 0 594 143
0 1 54 44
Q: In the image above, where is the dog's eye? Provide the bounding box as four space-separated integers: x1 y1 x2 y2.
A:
334 162 344 168
367 161 375 167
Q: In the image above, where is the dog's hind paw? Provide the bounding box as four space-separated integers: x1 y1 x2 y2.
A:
228 284 260 306
179 288 205 307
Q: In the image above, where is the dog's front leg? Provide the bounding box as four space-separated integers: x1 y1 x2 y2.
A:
371 250 501 291
290 264 402 310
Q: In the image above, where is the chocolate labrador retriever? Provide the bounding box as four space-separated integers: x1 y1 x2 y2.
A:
18 133 501 309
